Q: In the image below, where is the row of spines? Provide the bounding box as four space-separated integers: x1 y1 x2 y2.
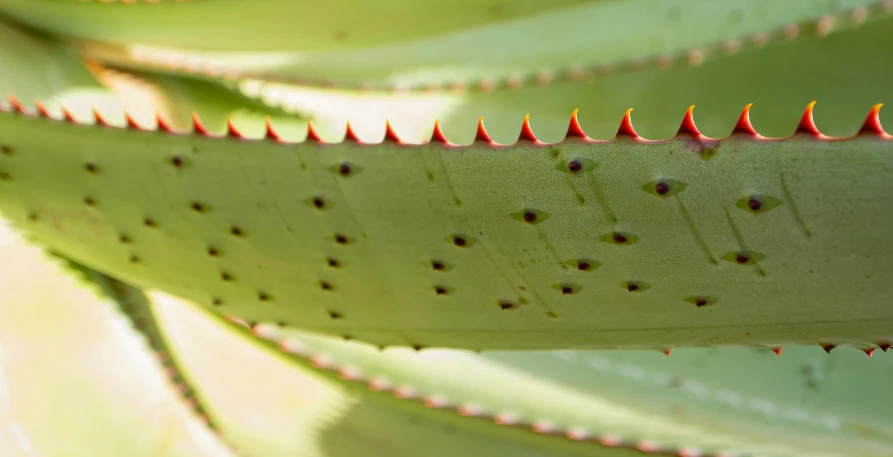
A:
3 95 890 145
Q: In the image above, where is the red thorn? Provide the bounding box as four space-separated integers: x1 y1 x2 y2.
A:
663 349 672 357
518 114 539 142
125 113 143 130
733 103 758 136
879 342 891 352
863 348 875 358
566 109 588 139
615 109 638 138
430 119 448 143
859 104 885 135
344 122 361 143
264 117 282 141
156 113 173 132
383 120 401 143
795 101 822 136
93 108 112 127
192 112 209 135
773 347 783 356
33 100 52 118
821 343 836 354
226 117 243 138
306 120 323 142
7 95 25 113
474 116 492 143
676 105 701 136
60 106 78 123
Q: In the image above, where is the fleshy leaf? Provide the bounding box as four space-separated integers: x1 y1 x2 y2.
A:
0 102 891 351
0 219 234 457
0 0 590 52
73 1 892 92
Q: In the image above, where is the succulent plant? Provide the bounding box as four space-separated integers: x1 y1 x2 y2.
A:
0 1 892 456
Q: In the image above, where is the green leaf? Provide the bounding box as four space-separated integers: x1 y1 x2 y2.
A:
74 1 891 92
187 311 893 457
0 104 891 351
0 0 591 51
0 219 234 457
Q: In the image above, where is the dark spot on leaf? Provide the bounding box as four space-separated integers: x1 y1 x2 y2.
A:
220 272 233 282
143 217 157 227
257 292 271 301
434 286 448 295
207 247 219 257
327 310 343 319
85 162 99 174
327 258 340 268
335 234 349 244
320 281 333 291
499 300 519 310
83 197 96 206
230 226 244 237
211 298 222 306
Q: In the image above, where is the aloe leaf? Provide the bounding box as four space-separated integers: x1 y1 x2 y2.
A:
74 1 891 92
0 98 891 351
0 0 591 52
247 13 893 146
168 301 893 457
0 219 235 457
0 21 119 121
